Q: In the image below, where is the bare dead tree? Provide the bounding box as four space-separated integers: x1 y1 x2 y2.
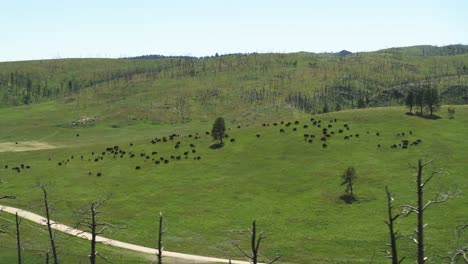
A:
156 212 164 264
41 185 59 264
384 186 405 264
450 224 468 264
76 198 113 264
400 159 452 264
15 212 22 264
232 220 280 264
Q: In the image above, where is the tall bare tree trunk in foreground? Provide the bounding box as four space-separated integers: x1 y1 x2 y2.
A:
41 186 59 264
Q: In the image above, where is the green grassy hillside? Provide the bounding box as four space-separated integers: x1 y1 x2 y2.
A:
1 103 466 263
1 46 467 124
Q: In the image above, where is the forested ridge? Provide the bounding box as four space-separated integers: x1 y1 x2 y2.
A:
1 45 467 121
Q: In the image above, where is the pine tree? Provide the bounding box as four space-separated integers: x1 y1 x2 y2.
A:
341 166 357 203
211 117 226 144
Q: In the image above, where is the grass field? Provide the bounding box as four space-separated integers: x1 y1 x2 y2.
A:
1 101 466 263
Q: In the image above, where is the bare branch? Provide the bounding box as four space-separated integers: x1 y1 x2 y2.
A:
267 256 281 264
0 195 16 199
423 192 452 211
421 170 446 188
400 205 418 216
421 159 435 168
231 241 251 259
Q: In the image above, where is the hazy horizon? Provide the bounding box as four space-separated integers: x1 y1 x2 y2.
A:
1 0 467 62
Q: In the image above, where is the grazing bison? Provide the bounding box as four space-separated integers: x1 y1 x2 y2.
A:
230 138 235 142
135 166 141 170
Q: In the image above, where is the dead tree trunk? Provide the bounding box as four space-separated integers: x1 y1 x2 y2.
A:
90 203 97 264
416 160 425 264
15 212 22 264
385 186 404 264
400 159 451 264
157 212 163 264
233 220 280 264
42 187 58 264
76 199 113 264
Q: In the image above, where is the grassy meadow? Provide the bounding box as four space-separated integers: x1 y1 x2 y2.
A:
1 101 467 263
0 47 467 263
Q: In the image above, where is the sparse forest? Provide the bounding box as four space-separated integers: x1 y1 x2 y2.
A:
0 46 467 123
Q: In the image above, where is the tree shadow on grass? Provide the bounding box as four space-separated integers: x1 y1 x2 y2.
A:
339 194 358 204
209 143 224 149
406 112 441 120
419 114 441 120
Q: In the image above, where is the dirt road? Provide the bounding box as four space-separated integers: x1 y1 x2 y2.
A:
0 205 253 264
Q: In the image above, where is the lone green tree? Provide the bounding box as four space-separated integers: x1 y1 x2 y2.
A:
423 88 440 116
341 166 357 203
211 117 226 144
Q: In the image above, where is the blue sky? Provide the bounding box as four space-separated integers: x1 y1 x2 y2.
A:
1 0 467 61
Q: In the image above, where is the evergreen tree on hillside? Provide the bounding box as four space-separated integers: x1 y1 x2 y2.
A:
211 117 226 144
405 90 415 114
341 166 357 203
423 88 441 116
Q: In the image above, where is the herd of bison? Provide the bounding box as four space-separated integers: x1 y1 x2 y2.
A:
2 117 423 176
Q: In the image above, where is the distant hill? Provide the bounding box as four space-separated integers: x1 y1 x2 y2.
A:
336 50 352 56
125 54 197 60
378 44 468 56
0 45 467 123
